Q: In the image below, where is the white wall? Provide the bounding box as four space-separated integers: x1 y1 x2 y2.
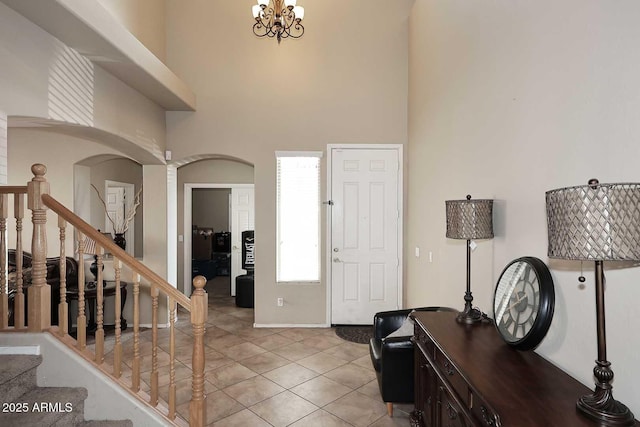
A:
407 0 640 415
0 2 166 162
166 0 413 325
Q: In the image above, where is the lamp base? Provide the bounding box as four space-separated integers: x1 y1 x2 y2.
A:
456 307 484 324
577 385 635 426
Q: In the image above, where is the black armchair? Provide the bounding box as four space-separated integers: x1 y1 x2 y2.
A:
369 306 455 417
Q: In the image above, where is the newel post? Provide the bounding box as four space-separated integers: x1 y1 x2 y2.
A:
189 275 208 427
27 164 50 331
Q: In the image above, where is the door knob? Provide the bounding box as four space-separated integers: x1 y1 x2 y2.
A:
333 248 339 252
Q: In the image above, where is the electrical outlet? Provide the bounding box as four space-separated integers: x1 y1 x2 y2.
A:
277 297 284 307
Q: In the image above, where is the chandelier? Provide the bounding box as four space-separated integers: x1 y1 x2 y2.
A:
251 0 305 44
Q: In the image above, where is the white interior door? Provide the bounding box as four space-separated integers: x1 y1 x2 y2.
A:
105 187 125 233
105 182 135 255
330 147 401 324
231 187 255 296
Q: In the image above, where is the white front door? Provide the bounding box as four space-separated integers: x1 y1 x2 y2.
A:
330 147 402 325
231 187 255 296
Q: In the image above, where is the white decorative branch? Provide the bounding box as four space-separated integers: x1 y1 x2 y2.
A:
91 184 142 234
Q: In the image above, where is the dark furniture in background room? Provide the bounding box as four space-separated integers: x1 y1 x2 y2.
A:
192 226 214 261
410 310 640 427
191 226 216 280
213 231 231 253
235 230 255 308
213 231 231 276
212 253 230 276
7 249 78 326
369 306 455 417
192 259 215 281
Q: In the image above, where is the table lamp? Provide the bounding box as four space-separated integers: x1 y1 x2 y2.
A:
546 179 638 426
446 195 494 324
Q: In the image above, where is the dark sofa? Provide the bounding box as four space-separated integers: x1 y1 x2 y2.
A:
7 249 78 326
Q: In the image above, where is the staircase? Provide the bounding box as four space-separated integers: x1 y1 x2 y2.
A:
0 164 208 426
0 354 132 426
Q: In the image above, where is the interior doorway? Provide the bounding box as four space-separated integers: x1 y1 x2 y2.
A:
183 183 255 296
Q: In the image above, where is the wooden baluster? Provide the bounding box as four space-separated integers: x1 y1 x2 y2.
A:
150 284 159 406
0 194 7 329
168 296 177 420
95 246 104 364
14 194 25 329
27 164 51 332
76 231 87 350
113 258 122 378
58 216 68 336
189 276 208 427
131 272 141 392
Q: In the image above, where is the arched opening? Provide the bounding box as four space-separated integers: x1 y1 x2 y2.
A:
74 155 144 258
174 156 255 297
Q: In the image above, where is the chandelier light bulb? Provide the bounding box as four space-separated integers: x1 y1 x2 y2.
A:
252 4 261 18
285 0 297 8
293 5 304 20
258 0 269 7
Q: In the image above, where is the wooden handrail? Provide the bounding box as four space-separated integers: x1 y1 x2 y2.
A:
0 186 27 194
41 194 191 309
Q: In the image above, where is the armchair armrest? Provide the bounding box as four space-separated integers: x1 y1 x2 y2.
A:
373 308 414 341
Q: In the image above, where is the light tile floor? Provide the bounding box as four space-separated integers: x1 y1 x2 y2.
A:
100 277 413 426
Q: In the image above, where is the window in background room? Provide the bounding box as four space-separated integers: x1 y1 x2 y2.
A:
276 151 322 282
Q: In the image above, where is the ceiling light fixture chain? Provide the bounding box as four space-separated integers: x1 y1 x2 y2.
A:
252 0 305 44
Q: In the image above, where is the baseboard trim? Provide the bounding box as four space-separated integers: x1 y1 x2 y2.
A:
253 323 331 328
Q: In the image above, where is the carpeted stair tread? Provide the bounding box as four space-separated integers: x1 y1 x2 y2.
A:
0 354 42 404
0 354 42 385
0 386 88 427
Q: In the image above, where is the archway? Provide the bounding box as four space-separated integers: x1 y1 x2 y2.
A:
171 155 255 296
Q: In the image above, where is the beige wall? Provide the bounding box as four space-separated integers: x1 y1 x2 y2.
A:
97 0 166 62
192 188 230 232
407 0 640 415
166 0 412 325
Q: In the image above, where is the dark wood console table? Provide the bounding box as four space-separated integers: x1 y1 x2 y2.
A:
410 310 639 427
66 280 128 334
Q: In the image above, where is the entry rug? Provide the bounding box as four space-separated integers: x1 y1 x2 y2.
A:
335 325 373 345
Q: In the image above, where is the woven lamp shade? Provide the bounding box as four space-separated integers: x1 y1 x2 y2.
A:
446 198 494 240
546 182 640 261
